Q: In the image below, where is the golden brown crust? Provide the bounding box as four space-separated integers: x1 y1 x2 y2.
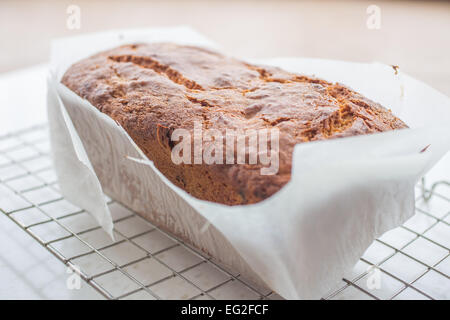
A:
61 43 407 205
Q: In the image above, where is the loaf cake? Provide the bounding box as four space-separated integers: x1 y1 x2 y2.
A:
61 43 407 205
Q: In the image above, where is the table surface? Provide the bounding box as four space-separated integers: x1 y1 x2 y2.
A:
0 67 103 299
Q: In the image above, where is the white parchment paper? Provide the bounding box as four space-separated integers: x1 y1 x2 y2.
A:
47 27 450 299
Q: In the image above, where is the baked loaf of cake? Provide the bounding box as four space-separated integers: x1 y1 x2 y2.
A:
62 43 407 205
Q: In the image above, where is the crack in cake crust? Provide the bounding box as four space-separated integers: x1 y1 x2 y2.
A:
108 54 204 90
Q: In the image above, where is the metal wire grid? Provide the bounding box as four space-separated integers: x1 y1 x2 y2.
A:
0 124 448 300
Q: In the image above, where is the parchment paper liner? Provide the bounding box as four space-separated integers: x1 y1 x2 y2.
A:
47 27 450 299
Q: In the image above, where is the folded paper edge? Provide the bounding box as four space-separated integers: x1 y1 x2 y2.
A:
47 72 115 240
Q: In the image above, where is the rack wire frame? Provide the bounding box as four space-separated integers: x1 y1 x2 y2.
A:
0 124 448 300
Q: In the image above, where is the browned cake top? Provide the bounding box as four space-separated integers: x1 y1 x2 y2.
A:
62 43 407 205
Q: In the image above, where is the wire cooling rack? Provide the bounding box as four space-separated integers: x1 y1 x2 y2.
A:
0 124 448 300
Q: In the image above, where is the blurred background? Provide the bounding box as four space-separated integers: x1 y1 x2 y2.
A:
0 0 449 95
